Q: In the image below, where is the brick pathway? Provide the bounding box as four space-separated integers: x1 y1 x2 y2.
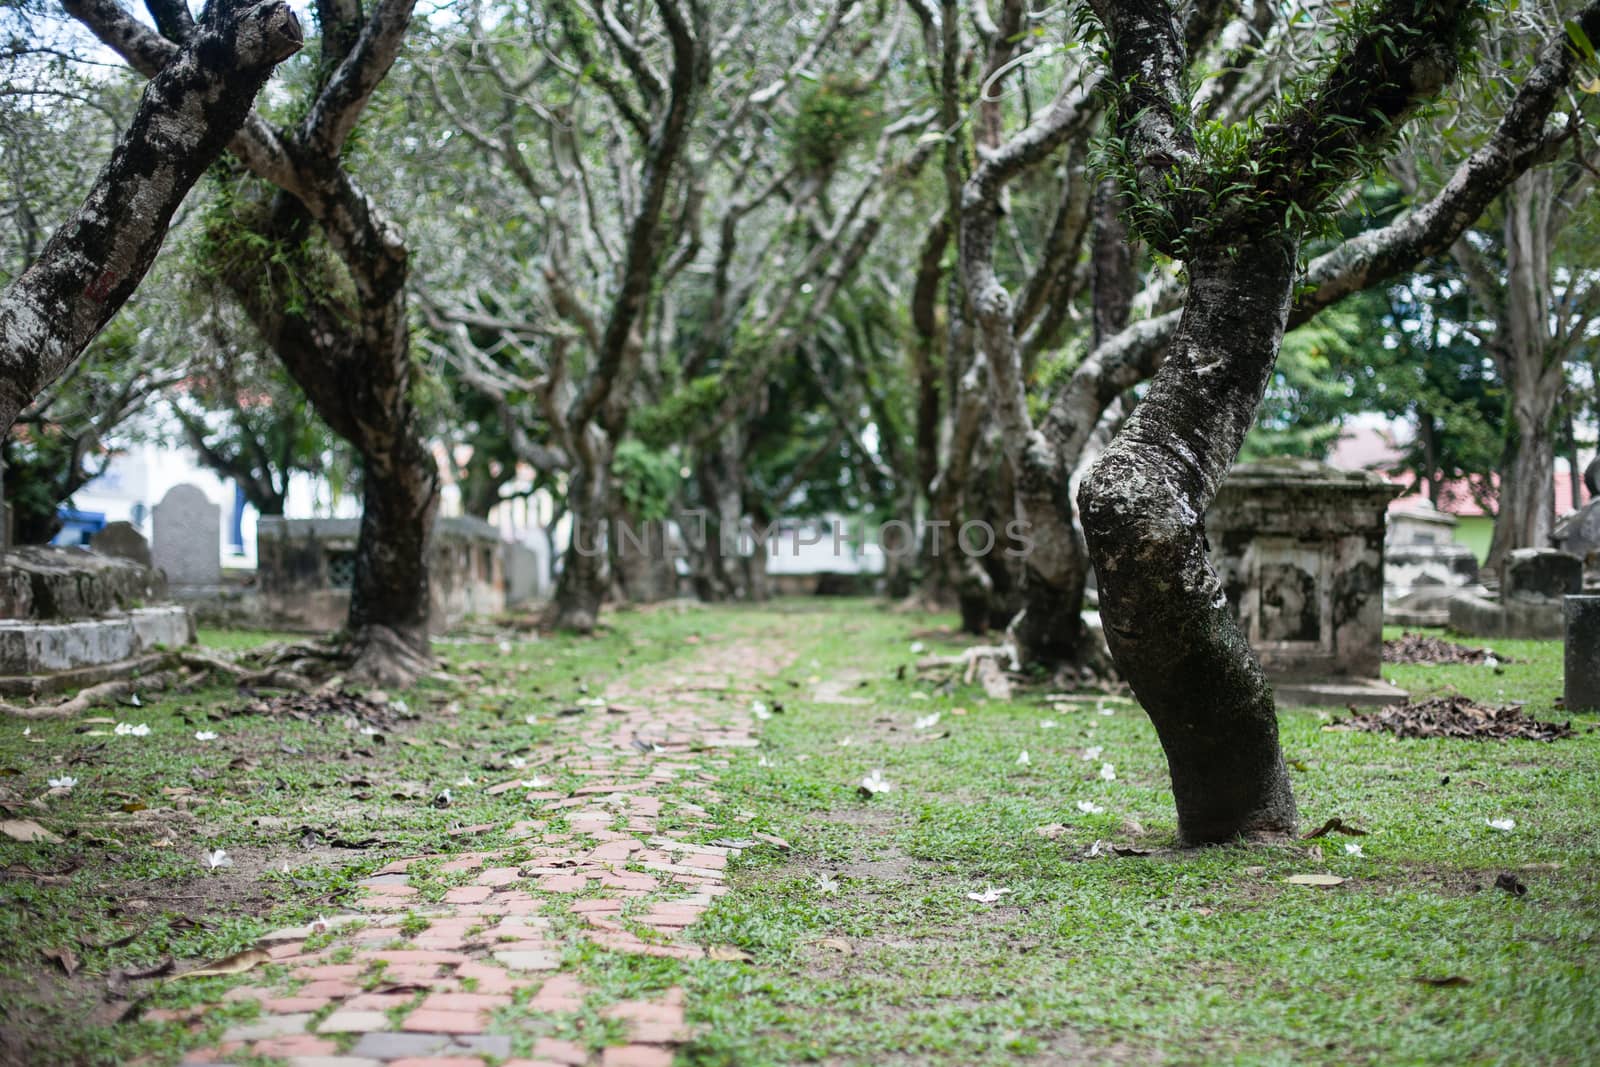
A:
173 634 789 1067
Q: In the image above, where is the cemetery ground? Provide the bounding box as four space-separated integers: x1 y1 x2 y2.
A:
0 601 1595 1067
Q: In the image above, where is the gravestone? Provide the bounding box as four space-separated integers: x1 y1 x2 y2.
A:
1503 547 1582 600
151 484 220 589
1565 595 1600 712
1206 459 1405 705
90 521 152 567
1554 499 1600 585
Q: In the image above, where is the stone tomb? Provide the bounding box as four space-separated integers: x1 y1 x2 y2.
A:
1554 497 1600 586
0 545 192 697
1448 548 1581 639
257 515 506 634
1383 500 1481 626
1205 460 1405 706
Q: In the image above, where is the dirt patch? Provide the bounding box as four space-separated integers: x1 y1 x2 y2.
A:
1329 697 1573 741
1383 633 1512 665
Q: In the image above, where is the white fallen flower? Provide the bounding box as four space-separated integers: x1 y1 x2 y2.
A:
525 714 539 725
914 713 941 730
1076 800 1104 815
114 722 150 737
1016 750 1031 767
498 640 513 654
1483 654 1499 669
1040 719 1059 730
522 776 547 789
1344 842 1364 857
390 699 409 713
194 731 218 741
967 886 1012 904
1099 762 1117 782
359 725 381 737
909 641 926 654
206 849 233 870
758 755 772 768
1086 839 1105 858
48 776 77 790
508 756 528 769
1098 704 1115 716
1082 745 1104 761
751 700 772 720
129 693 142 707
859 769 892 796
1485 817 1516 832
817 873 840 895
579 697 607 707
837 736 854 747
456 773 475 786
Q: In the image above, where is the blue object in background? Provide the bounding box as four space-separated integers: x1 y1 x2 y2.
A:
229 483 246 555
53 509 106 546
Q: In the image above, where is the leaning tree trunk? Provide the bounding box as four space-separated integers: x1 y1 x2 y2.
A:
0 0 301 434
1078 237 1300 845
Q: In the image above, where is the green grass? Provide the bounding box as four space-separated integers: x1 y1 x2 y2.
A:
1 602 1595 1065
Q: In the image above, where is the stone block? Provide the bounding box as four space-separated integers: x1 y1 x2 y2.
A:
1564 595 1600 712
0 546 167 620
1447 590 1565 639
0 606 191 675
1555 500 1600 582
90 521 151 567
1503 548 1581 601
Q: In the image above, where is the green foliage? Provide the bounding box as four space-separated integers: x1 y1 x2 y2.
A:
613 440 682 522
790 75 882 173
632 374 725 450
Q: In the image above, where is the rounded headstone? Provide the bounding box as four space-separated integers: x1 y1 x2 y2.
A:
1564 595 1600 712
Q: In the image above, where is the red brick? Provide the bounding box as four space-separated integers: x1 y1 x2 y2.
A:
443 885 492 904
601 1044 676 1067
418 991 511 1013
401 1008 488 1034
532 1037 589 1065
250 1034 340 1057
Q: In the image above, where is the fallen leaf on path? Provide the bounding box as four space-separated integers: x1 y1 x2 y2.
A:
753 832 791 850
1414 975 1471 987
43 946 78 976
122 957 174 981
2 818 61 843
1112 845 1152 857
1304 817 1369 838
817 937 853 955
1285 873 1346 887
176 947 270 979
1033 823 1069 840
708 945 752 962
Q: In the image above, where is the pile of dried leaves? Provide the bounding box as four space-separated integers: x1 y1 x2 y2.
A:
1382 633 1509 665
227 689 406 732
1331 696 1573 742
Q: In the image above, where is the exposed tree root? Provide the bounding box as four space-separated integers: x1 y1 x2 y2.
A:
345 625 434 689
0 670 183 719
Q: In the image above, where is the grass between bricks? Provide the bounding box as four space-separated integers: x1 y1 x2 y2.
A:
0 601 1594 1065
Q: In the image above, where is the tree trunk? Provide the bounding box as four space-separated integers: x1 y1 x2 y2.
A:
1079 236 1300 845
0 0 301 434
349 440 438 685
1486 171 1562 572
552 455 610 633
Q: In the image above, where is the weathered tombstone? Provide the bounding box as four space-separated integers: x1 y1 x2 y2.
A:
1502 548 1582 600
90 521 152 567
1205 459 1405 705
151 484 221 589
1553 499 1600 585
1565 595 1600 712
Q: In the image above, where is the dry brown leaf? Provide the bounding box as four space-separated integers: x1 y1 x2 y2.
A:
816 937 854 955
1414 975 1471 987
1285 873 1346 887
43 946 79 976
1032 823 1069 840
1 818 62 843
175 947 270 979
753 832 791 850
708 945 752 962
